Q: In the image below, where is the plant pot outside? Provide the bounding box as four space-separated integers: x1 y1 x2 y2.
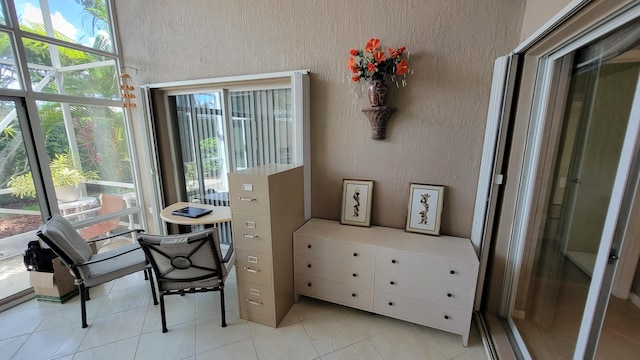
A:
55 184 81 202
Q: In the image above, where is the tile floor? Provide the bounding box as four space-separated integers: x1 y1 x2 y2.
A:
0 266 488 360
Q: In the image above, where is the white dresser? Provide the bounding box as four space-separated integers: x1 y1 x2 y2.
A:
293 218 479 346
229 164 305 328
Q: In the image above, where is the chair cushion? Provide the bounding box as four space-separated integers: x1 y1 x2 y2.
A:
40 214 93 263
79 243 148 287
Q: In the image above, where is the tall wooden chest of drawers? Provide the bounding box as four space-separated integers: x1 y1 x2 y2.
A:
293 218 479 346
228 164 304 327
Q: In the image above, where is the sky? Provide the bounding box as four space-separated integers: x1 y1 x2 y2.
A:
13 0 98 47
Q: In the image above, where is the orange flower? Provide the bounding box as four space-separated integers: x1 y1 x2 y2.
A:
365 38 381 53
373 51 386 63
351 75 360 82
395 59 409 76
367 63 377 73
347 56 359 73
349 49 359 56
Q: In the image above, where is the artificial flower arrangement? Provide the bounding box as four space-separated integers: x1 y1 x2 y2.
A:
347 38 411 86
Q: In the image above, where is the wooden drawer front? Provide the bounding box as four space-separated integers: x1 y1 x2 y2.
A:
296 275 372 310
373 292 469 335
233 214 272 253
294 236 373 264
236 249 273 286
229 178 269 215
238 282 275 319
374 249 476 309
295 255 373 288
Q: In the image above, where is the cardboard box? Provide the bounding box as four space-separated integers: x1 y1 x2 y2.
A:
30 257 78 303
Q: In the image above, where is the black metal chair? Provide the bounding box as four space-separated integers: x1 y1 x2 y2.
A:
136 229 231 332
36 214 158 328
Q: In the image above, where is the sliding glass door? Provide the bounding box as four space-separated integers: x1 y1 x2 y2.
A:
503 16 640 360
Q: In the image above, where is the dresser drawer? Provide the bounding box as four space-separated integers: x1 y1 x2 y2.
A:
236 249 273 286
238 281 275 319
373 291 469 335
232 213 272 253
295 255 373 288
374 249 476 308
229 177 269 215
294 235 373 263
296 274 372 310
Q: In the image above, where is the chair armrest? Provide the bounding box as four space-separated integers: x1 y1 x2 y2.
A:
66 245 141 268
86 229 144 244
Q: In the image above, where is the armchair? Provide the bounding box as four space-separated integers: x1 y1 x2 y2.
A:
36 214 158 328
136 229 230 332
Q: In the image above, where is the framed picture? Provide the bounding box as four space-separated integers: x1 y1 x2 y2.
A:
406 183 444 235
341 179 374 227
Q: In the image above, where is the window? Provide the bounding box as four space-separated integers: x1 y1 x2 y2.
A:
143 71 310 233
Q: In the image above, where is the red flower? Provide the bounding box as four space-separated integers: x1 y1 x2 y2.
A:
349 49 359 56
367 63 377 73
365 38 381 53
351 75 360 82
395 59 409 76
373 51 386 63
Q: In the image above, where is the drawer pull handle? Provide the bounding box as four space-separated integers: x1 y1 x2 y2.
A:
391 259 397 264
307 264 312 268
352 273 357 277
307 282 312 287
307 244 312 249
450 270 456 275
353 252 359 257
239 197 256 202
388 301 394 306
444 315 450 320
447 293 452 298
246 299 263 306
242 233 259 239
390 281 396 285
243 266 260 273
352 293 357 297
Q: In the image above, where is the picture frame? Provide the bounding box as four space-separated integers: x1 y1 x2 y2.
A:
405 183 444 235
341 179 374 227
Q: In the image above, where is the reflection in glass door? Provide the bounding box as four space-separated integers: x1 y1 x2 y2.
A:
508 24 640 359
0 99 43 301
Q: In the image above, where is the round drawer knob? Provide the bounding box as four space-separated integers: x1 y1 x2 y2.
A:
352 273 357 277
307 282 312 287
390 281 396 285
388 301 394 306
449 270 456 275
391 259 397 264
307 244 312 249
352 293 357 297
444 315 450 320
447 293 452 297
307 264 312 268
353 252 359 257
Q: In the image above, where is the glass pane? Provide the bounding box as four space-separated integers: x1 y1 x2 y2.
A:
175 92 229 203
0 1 6 26
0 99 43 300
22 38 117 99
230 88 293 170
15 0 114 51
510 39 640 358
0 30 22 90
35 101 139 237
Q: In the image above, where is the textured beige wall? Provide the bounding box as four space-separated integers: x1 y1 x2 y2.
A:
520 0 572 40
114 0 524 238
